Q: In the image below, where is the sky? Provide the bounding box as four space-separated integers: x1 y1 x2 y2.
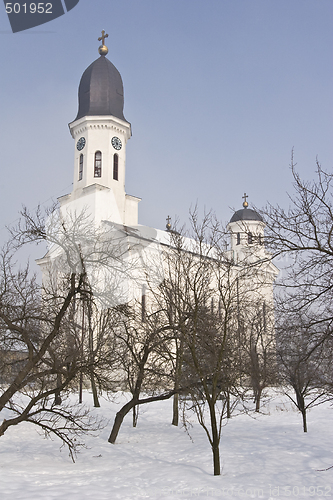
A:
0 0 332 246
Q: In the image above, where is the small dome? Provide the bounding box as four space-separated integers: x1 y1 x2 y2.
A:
230 207 263 223
75 55 128 122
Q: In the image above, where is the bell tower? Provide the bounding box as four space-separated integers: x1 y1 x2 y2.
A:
227 194 279 311
227 193 266 260
59 31 140 226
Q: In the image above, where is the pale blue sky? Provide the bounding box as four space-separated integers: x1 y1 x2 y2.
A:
0 0 332 242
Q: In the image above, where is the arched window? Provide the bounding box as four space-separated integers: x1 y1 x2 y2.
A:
79 154 83 181
236 233 241 245
113 153 118 181
248 232 253 244
94 151 102 177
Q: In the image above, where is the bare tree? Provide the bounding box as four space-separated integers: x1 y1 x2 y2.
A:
260 156 333 418
261 157 333 332
0 242 101 459
0 205 129 458
107 303 177 444
157 211 267 476
240 302 277 412
276 310 332 432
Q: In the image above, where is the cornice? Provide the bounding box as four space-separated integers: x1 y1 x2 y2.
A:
68 115 131 139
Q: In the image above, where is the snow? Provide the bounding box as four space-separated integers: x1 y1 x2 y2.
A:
0 392 332 500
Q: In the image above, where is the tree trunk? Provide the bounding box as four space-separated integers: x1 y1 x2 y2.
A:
172 393 179 426
132 405 139 427
79 371 83 404
255 388 262 412
209 401 221 476
54 373 62 405
172 339 183 426
79 297 85 405
108 400 135 443
295 388 307 432
212 443 220 476
226 390 231 419
109 352 147 442
301 408 307 432
108 390 178 444
90 372 100 407
109 412 126 444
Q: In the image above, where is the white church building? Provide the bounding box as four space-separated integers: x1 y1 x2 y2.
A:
37 32 278 314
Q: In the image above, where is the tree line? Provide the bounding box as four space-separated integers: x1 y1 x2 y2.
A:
0 160 332 475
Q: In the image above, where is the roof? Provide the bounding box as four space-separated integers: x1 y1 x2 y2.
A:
75 55 128 122
229 207 263 223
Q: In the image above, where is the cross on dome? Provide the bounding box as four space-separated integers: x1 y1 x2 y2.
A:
98 30 109 56
98 30 108 45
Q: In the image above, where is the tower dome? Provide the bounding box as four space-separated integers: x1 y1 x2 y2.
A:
229 193 263 223
229 207 263 223
74 52 128 123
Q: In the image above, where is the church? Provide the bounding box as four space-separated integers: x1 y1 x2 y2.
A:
37 31 278 320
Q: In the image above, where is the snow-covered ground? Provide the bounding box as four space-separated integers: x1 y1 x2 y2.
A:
0 392 332 500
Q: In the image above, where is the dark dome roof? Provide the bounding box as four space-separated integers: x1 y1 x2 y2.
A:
75 55 128 122
230 207 263 223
